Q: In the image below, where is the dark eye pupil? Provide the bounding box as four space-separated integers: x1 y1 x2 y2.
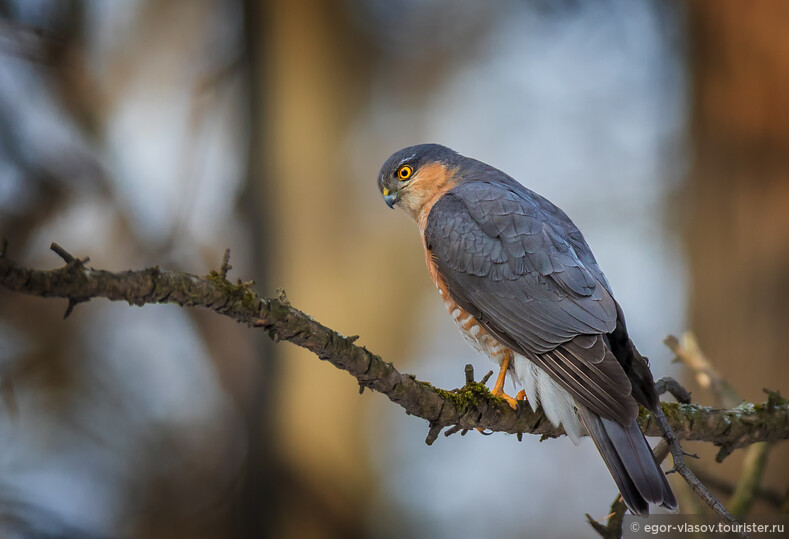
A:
400 168 409 178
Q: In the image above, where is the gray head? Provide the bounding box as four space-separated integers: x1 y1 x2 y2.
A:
377 144 462 219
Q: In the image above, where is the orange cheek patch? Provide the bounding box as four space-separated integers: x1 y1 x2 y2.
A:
411 163 455 207
412 162 458 232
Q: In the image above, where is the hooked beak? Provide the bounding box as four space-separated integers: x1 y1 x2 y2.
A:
383 188 398 209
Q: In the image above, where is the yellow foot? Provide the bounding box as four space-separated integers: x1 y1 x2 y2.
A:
491 386 520 410
489 351 523 410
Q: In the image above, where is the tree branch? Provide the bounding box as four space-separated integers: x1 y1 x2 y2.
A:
667 333 781 518
2 244 788 451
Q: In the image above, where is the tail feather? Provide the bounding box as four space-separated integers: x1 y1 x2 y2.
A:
578 407 677 516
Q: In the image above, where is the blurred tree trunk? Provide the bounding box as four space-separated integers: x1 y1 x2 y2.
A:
260 1 378 538
687 0 789 500
230 1 281 537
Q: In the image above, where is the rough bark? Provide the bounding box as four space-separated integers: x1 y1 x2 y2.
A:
2 244 787 450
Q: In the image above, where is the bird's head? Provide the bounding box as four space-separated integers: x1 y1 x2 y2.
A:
377 144 461 221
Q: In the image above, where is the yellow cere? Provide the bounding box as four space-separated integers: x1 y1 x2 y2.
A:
398 165 413 181
383 187 390 196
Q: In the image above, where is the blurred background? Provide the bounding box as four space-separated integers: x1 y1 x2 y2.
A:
0 0 787 537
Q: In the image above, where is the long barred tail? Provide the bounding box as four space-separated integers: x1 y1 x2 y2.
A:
578 407 677 516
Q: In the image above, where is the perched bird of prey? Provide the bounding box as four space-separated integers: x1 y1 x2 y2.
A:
377 144 677 515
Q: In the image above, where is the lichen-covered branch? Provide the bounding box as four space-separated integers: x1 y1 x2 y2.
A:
1 243 788 450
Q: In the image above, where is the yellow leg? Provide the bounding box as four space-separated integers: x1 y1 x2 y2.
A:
490 351 520 410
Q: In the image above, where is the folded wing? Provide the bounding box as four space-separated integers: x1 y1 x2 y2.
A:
424 181 638 423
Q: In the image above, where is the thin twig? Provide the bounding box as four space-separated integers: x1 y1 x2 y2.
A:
664 334 740 408
219 248 232 279
653 409 748 537
464 364 475 385
50 242 76 264
655 376 692 404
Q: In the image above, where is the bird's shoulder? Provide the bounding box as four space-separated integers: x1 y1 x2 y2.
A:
425 179 609 299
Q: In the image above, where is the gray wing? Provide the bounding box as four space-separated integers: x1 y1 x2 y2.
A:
425 181 638 423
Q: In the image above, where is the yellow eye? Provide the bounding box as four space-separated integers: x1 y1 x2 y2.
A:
397 165 413 181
